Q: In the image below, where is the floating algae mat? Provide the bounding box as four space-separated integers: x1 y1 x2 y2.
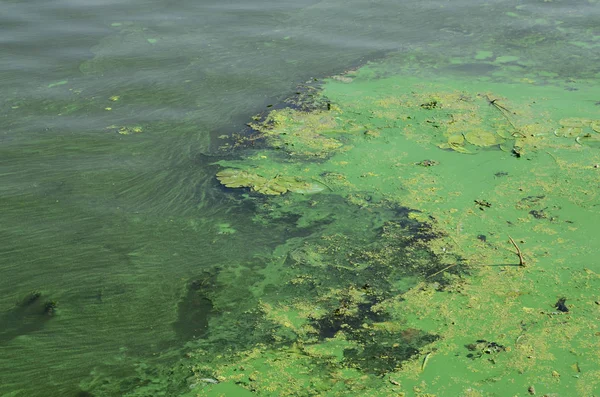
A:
83 68 600 396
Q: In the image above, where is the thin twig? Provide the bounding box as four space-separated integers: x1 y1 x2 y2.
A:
485 95 525 137
311 177 334 191
421 352 432 372
427 233 463 278
508 235 526 266
426 263 458 279
545 150 560 166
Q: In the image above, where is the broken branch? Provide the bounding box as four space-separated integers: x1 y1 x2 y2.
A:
508 235 526 267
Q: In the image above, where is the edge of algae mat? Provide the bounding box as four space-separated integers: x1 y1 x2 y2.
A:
142 70 600 397
211 70 599 396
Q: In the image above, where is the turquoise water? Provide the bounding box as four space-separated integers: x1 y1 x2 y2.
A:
1 0 599 395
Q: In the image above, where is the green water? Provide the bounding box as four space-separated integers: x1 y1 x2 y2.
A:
1 0 600 396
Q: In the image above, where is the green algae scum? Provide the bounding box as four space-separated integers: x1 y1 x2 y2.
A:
85 60 600 396
181 69 600 396
2 1 600 396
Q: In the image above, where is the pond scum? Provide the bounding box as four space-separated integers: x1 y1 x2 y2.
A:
82 59 600 396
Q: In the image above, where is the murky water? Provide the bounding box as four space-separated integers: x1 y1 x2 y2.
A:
1 0 599 395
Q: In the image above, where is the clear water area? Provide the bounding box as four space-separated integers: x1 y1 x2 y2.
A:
1 0 599 396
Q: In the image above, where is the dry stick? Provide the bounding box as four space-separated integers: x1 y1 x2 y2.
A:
426 231 465 279
485 95 526 137
545 150 561 167
421 352 432 372
426 263 458 279
428 235 525 278
508 235 526 267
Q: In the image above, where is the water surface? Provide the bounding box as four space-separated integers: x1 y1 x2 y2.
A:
1 0 599 395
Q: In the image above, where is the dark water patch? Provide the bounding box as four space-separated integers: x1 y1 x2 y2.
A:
529 208 548 220
343 330 439 375
173 274 217 341
312 285 389 339
309 284 439 375
0 292 57 344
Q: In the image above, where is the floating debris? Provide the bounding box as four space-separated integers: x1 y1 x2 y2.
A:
466 339 506 360
474 199 492 210
421 352 432 372
420 100 439 109
415 159 439 167
555 297 569 313
199 378 219 384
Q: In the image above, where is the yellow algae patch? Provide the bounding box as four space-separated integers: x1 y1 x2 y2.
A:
464 130 502 147
247 108 352 158
216 168 324 195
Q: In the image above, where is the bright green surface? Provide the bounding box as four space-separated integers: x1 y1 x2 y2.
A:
181 66 600 396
